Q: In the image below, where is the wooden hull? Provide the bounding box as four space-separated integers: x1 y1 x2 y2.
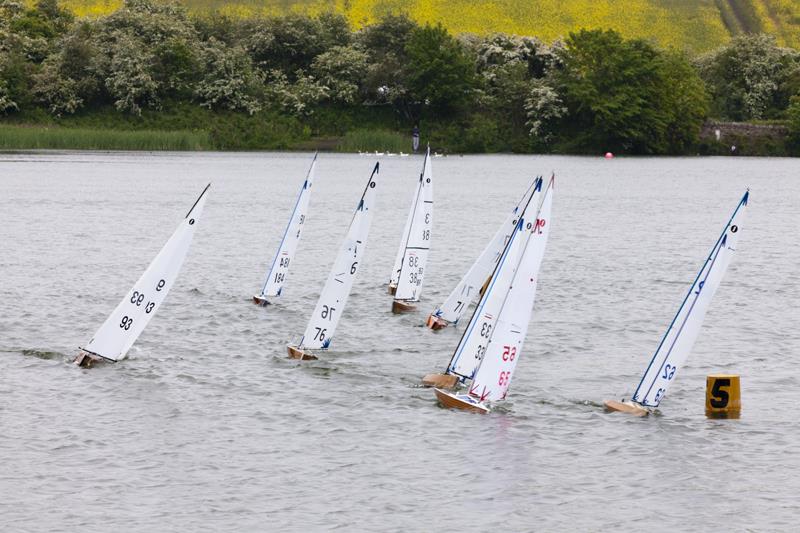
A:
287 345 318 361
387 283 397 295
421 373 458 389
425 314 448 330
603 399 650 417
73 350 109 368
391 299 416 314
434 388 489 414
252 294 271 306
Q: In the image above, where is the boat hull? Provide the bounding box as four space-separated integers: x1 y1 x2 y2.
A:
421 372 458 389
391 299 416 314
253 295 272 307
425 314 448 330
287 345 318 361
603 399 649 417
434 388 489 414
73 350 110 368
252 294 272 306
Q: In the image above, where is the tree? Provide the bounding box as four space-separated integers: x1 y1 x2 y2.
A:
311 44 369 104
696 34 800 121
357 14 418 106
247 13 350 75
543 29 708 154
404 23 476 116
195 38 262 114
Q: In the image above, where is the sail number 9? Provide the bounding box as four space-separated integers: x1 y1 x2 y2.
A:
654 388 666 403
156 279 166 291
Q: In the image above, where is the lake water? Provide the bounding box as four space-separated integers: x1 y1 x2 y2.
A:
0 151 798 531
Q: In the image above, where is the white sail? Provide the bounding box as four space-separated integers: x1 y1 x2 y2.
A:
631 191 749 408
431 178 537 325
259 153 317 298
468 178 553 403
298 163 380 350
394 150 433 302
84 184 210 362
445 177 543 380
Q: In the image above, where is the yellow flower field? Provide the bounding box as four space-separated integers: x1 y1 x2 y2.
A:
45 0 800 52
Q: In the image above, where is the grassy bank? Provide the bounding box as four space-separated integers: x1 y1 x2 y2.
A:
0 103 417 152
0 124 211 150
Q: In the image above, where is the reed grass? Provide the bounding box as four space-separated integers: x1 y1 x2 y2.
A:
0 124 211 151
336 128 411 153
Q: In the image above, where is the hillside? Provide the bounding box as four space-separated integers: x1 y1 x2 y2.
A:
46 0 800 52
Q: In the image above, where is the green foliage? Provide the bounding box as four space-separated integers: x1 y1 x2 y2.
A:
405 23 477 116
785 94 800 153
194 38 262 113
247 13 350 75
311 45 369 104
696 33 800 120
357 14 418 107
542 29 709 154
2 4 797 154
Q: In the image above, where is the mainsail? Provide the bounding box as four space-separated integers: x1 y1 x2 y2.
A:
631 191 749 408
390 148 433 300
258 153 317 300
445 177 543 381
297 163 380 351
83 184 210 362
468 177 553 403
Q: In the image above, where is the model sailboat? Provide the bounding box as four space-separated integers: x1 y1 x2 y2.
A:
426 178 537 330
389 148 433 312
431 176 553 414
74 184 211 368
287 163 380 360
604 191 749 416
253 153 317 306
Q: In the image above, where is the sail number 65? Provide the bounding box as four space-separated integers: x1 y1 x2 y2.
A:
502 345 516 362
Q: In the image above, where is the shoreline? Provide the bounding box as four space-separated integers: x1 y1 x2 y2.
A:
0 122 791 157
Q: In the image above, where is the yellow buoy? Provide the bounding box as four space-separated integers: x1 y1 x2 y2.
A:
705 374 741 419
